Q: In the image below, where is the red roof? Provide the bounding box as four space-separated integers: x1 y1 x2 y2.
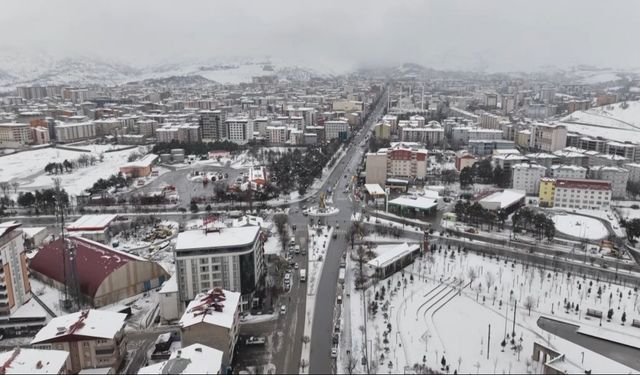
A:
29 236 141 298
555 178 611 191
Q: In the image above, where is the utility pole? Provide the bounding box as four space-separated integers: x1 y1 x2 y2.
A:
487 324 491 359
512 299 517 335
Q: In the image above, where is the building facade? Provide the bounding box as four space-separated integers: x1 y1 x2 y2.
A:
0 222 31 316
512 163 546 195
553 179 612 210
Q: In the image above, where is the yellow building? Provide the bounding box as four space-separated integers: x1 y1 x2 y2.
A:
538 178 556 207
373 122 391 140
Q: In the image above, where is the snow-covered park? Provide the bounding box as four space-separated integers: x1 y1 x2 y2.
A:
552 213 609 240
340 242 640 374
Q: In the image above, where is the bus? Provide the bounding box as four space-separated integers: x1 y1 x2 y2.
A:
300 269 307 282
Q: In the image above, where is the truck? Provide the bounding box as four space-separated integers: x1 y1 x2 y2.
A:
338 267 345 284
300 269 307 282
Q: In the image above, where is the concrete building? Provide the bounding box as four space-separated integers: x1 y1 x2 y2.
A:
452 127 503 145
493 153 529 173
31 126 50 145
373 122 391 140
529 123 567 152
512 163 546 195
454 151 478 172
31 309 126 374
200 110 226 141
177 124 201 143
158 276 180 324
550 165 587 180
0 347 69 374
55 121 96 143
538 178 556 207
139 343 223 375
382 115 398 133
516 130 531 149
29 236 169 307
399 120 444 146
553 179 612 210
225 118 253 144
156 127 179 143
179 288 240 367
0 222 32 315
119 154 158 178
469 139 515 156
524 153 558 171
265 126 288 144
588 166 629 199
478 112 500 129
365 143 428 185
0 123 32 147
324 120 350 142
605 141 639 162
174 226 265 311
65 214 119 244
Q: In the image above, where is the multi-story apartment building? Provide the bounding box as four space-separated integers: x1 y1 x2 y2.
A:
175 226 264 311
492 153 529 173
478 112 500 129
225 118 253 144
553 178 612 210
550 165 587 180
529 123 567 152
382 114 398 133
451 127 503 145
31 309 127 373
538 178 556 207
31 126 50 144
0 123 32 147
0 221 31 316
399 121 444 145
177 124 201 143
55 121 96 143
324 120 350 142
266 126 288 144
365 143 428 185
200 110 226 141
179 288 240 367
156 126 179 143
512 163 546 195
139 343 223 374
138 119 159 137
588 166 629 199
605 141 640 162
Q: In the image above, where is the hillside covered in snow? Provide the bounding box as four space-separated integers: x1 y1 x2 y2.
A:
559 100 640 143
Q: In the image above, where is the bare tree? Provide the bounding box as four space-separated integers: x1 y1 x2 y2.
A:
273 214 289 253
524 295 535 316
0 181 9 197
485 271 495 290
10 181 18 194
344 350 357 375
467 267 477 283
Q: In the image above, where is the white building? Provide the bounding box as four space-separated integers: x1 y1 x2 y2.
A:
179 288 240 367
550 165 587 180
0 348 69 374
365 143 428 185
200 110 226 141
529 123 567 152
324 120 350 141
512 163 547 195
158 276 180 324
174 226 264 311
553 179 612 210
399 120 444 146
0 123 31 147
478 112 500 129
266 125 288 144
225 118 253 144
588 166 629 199
624 163 640 183
55 121 96 142
138 343 223 374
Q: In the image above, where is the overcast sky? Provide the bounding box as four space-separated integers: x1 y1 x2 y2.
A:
1 0 639 72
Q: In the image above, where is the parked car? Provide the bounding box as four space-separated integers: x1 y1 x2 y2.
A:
280 305 287 314
246 336 266 346
331 347 338 358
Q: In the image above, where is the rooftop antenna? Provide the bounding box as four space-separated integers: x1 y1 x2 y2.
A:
55 178 81 312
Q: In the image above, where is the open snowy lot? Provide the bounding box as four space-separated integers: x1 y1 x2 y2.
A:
0 145 143 196
341 243 640 374
552 213 609 240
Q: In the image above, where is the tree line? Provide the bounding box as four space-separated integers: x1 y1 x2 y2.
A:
460 159 510 189
16 188 70 214
152 140 241 155
512 207 555 241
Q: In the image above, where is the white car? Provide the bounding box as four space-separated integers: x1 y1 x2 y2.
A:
280 305 287 314
331 347 338 358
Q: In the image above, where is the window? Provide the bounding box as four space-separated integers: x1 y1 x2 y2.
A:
200 266 209 273
199 258 209 265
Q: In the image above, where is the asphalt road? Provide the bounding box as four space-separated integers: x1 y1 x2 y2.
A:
308 91 387 374
537 316 640 371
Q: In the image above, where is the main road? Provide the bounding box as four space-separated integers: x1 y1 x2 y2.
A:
307 89 388 374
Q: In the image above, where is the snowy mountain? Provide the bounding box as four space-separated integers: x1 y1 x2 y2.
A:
0 52 331 92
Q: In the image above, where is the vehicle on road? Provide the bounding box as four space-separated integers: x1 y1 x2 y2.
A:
300 269 306 282
331 347 338 358
292 224 297 231
280 305 287 314
295 245 300 254
246 336 266 346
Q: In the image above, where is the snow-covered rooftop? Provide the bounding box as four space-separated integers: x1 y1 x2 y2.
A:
0 348 69 374
368 243 420 269
478 189 525 209
31 309 126 344
66 214 118 231
175 226 259 252
364 184 385 196
388 196 437 211
138 343 223 374
158 275 178 294
179 288 240 329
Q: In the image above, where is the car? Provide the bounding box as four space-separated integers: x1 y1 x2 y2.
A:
331 347 338 358
284 273 291 281
294 262 299 269
246 336 266 346
301 249 307 256
280 305 287 314
292 224 297 231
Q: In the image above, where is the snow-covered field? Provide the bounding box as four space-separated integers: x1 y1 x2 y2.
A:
560 100 640 143
0 145 145 196
552 213 609 240
341 244 639 374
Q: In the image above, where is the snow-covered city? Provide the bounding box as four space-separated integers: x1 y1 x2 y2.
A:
2 1 640 374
